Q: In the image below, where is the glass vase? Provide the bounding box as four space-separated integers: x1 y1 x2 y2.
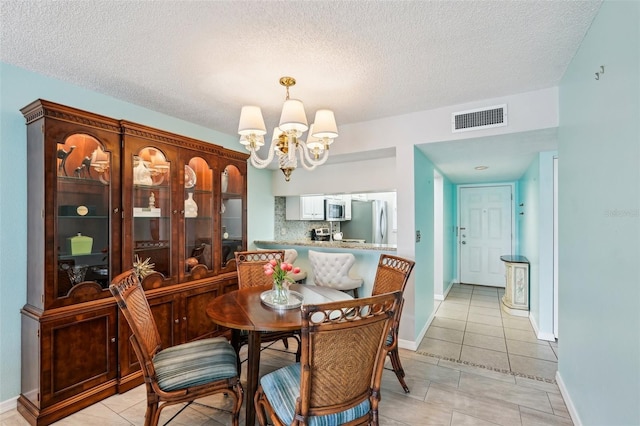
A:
272 280 289 305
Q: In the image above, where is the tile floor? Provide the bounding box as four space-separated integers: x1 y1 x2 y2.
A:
1 284 572 425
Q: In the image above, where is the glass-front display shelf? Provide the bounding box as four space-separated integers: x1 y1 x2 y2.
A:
56 134 112 298
184 156 214 274
221 164 243 268
131 147 171 277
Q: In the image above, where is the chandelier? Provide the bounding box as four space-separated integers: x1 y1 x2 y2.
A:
237 76 338 181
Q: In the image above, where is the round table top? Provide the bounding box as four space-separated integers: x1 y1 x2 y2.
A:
206 283 351 332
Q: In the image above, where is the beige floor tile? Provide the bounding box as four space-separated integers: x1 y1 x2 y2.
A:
426 384 521 426
0 412 31 426
437 308 469 321
507 340 557 362
427 326 465 344
509 354 558 381
431 316 467 331
467 312 503 327
460 346 510 371
504 327 544 344
515 376 561 394
442 299 472 309
465 322 505 338
100 385 146 413
520 406 574 425
470 298 501 308
437 359 517 384
469 305 502 318
463 332 507 352
378 391 454 425
443 296 471 307
417 337 462 360
472 287 499 296
458 372 553 414
451 411 505 425
470 294 500 304
547 392 571 419
502 315 535 331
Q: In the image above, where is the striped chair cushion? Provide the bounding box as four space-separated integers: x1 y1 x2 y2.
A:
153 337 237 392
260 363 371 426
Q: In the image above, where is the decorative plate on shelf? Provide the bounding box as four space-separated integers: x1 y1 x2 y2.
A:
184 165 196 188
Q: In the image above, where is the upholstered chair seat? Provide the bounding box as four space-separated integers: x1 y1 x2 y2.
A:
308 250 363 298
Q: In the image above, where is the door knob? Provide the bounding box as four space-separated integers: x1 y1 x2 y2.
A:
461 241 466 245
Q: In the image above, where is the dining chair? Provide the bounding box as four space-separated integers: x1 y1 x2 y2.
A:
308 249 364 298
371 254 416 393
254 290 403 426
109 270 243 426
234 250 302 370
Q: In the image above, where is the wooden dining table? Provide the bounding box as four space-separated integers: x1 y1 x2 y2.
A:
206 283 352 425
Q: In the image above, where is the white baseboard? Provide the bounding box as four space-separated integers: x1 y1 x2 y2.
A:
398 307 436 351
0 396 18 414
434 280 455 301
529 313 556 342
556 370 582 426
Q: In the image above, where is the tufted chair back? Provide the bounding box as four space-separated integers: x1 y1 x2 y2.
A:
308 250 364 297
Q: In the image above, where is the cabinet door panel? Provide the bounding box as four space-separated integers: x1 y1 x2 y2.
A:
42 307 117 406
183 284 221 342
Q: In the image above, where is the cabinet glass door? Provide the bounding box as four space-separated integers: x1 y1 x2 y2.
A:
220 164 244 270
131 147 172 278
56 134 112 299
184 156 214 278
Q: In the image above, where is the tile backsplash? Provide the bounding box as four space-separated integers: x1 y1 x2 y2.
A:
273 196 339 241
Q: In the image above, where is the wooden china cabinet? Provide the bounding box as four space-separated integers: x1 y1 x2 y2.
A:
17 100 247 425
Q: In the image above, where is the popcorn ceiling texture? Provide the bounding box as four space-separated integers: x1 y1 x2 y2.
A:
0 1 601 137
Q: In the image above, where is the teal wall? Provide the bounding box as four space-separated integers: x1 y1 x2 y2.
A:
413 148 435 335
517 151 556 339
0 62 268 402
442 174 455 294
558 1 639 424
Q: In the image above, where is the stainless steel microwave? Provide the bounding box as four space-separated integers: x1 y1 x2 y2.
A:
325 198 346 221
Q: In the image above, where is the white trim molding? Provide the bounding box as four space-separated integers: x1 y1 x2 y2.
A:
556 371 582 426
0 396 18 415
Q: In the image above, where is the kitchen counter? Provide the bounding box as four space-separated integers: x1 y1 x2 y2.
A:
254 240 397 297
253 240 397 252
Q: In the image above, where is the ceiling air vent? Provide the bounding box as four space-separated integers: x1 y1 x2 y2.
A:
452 104 507 133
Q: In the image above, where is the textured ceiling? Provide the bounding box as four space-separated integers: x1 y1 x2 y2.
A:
0 0 601 182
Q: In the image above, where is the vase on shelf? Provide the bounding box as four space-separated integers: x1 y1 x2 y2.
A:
185 192 198 218
221 168 229 193
272 279 289 305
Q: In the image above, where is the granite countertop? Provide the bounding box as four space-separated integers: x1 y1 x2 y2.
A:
254 240 397 252
500 255 529 263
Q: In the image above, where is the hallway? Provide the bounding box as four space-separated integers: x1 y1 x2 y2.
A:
418 283 558 382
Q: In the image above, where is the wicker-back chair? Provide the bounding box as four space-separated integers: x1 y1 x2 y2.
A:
233 250 301 368
110 270 243 426
255 291 403 425
371 254 416 393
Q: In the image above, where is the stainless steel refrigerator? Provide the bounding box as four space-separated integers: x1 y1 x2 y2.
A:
341 200 388 244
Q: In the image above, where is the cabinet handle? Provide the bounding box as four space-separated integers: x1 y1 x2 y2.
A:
174 318 180 324
181 210 185 215
173 210 178 214
110 337 116 343
183 316 187 321
113 208 119 213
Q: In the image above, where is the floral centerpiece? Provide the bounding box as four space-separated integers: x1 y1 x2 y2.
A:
263 259 301 304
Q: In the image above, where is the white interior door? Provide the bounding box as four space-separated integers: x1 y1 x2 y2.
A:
459 185 513 287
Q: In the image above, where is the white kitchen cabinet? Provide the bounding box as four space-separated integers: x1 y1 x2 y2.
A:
286 196 325 220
